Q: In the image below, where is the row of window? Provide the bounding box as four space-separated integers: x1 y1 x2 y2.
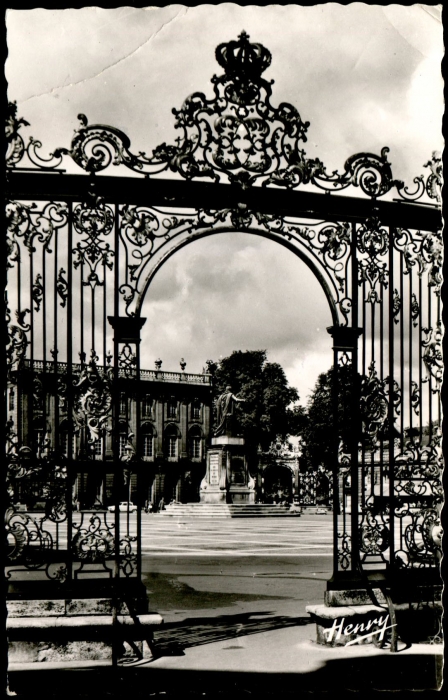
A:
119 394 202 420
8 390 203 420
34 431 202 460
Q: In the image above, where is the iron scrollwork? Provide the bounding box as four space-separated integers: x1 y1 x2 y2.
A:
72 350 114 450
56 268 68 307
6 200 68 260
72 513 115 564
73 195 114 289
6 305 31 381
359 362 389 447
7 34 441 206
422 324 443 390
118 344 137 379
394 228 443 295
357 217 389 298
360 510 390 557
32 273 44 312
392 289 401 324
393 431 443 568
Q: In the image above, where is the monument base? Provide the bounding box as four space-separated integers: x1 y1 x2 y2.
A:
200 437 255 505
228 488 255 503
200 487 227 504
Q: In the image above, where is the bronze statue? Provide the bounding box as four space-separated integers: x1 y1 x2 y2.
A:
214 386 245 437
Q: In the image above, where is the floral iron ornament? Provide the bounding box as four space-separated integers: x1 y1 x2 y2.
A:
6 33 441 203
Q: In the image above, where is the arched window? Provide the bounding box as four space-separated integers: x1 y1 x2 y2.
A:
141 422 155 459
118 421 128 457
164 424 179 459
33 418 48 457
59 420 76 458
188 426 202 460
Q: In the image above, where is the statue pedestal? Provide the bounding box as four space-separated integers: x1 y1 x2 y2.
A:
200 436 255 504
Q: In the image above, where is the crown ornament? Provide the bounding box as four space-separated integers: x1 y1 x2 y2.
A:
214 31 273 105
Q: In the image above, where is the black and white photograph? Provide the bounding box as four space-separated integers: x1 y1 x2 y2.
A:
5 4 444 697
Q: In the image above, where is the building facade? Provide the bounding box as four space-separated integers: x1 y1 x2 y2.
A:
7 361 213 510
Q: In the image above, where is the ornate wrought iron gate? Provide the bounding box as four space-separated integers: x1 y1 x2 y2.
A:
6 33 442 600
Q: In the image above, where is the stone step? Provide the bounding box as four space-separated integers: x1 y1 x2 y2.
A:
156 503 301 518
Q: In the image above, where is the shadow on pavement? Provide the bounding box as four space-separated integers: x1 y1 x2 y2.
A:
142 572 292 610
152 610 313 655
8 651 442 698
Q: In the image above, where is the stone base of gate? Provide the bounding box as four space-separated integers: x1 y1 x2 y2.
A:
306 601 443 647
306 604 390 647
7 595 163 665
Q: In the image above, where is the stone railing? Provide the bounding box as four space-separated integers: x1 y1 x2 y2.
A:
22 360 212 385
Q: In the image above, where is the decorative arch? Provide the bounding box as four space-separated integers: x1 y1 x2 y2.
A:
135 225 341 326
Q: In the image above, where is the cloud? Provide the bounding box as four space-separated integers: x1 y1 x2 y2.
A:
5 5 443 406
140 233 332 398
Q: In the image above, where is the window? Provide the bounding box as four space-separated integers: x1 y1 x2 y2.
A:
191 436 201 459
142 395 152 418
9 389 15 411
119 434 127 457
61 433 76 458
191 400 201 420
143 435 153 458
120 392 126 414
35 429 44 454
168 436 177 458
167 400 177 419
94 438 102 456
189 426 202 459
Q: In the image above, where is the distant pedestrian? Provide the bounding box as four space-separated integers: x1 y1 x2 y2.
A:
158 497 165 512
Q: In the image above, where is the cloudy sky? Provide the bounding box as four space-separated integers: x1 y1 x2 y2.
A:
6 4 443 404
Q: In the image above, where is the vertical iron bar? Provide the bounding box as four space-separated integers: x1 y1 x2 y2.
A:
136 333 142 582
91 287 95 355
437 293 441 428
53 229 59 550
332 346 339 578
388 227 395 570
42 244 46 366
66 203 74 583
379 281 384 531
419 276 423 439
362 282 366 376
113 204 120 582
409 272 413 439
80 257 84 363
28 247 33 462
350 222 359 574
399 255 404 451
428 279 433 440
29 250 34 370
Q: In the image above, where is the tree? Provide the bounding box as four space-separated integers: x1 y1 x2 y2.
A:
300 363 354 472
300 362 401 472
209 350 305 453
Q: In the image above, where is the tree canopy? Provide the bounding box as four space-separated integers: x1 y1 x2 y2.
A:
208 350 305 452
300 362 402 472
299 363 354 472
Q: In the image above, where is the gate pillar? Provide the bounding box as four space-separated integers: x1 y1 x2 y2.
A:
107 316 146 589
326 325 365 601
